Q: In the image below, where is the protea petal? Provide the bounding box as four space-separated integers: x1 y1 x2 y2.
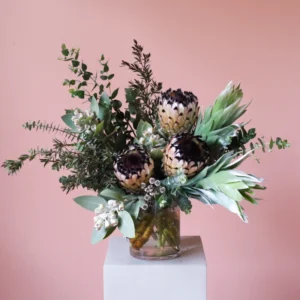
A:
114 145 154 191
163 133 210 177
158 89 199 135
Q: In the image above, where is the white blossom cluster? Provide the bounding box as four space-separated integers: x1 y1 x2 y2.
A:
138 128 165 148
72 108 99 133
93 200 125 231
141 177 166 210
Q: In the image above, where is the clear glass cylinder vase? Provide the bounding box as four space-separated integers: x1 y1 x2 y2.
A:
129 205 180 260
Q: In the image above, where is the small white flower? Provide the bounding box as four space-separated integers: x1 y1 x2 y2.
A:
94 224 101 230
94 204 105 214
149 178 155 184
99 212 108 220
144 195 151 201
91 124 97 131
94 217 104 230
85 129 91 135
141 182 146 189
78 113 84 119
104 219 111 229
110 217 118 227
139 137 145 143
118 202 125 211
146 127 153 134
141 203 148 210
84 124 90 130
93 215 100 222
159 200 167 208
179 176 187 184
108 199 118 207
159 187 166 193
74 109 80 116
154 180 161 187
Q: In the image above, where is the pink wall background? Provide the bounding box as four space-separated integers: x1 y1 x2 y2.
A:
1 0 300 299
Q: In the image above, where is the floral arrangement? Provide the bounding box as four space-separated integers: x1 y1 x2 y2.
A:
2 41 289 255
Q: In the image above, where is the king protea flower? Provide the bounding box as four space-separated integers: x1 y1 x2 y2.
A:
114 145 154 191
158 89 199 135
163 133 210 177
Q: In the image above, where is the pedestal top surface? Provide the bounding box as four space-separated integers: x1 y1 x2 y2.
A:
104 236 206 266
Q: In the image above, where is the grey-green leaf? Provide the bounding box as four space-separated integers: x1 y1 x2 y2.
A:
100 91 111 106
94 121 104 135
91 227 107 244
100 188 124 201
90 96 100 118
124 200 140 220
73 195 107 212
91 226 115 244
111 88 119 99
136 120 152 139
118 210 135 238
61 113 78 131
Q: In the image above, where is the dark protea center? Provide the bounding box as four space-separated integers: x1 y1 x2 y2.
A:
163 133 210 177
114 145 154 191
160 89 198 107
158 89 199 135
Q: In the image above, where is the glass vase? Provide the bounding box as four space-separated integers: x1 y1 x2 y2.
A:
129 205 180 260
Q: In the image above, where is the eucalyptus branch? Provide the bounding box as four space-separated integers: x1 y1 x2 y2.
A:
23 120 81 141
237 137 290 159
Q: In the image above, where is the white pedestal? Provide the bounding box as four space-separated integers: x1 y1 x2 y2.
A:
103 236 206 300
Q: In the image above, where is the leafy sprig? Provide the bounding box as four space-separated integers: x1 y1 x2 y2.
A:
249 137 290 153
23 120 79 141
121 40 163 127
59 44 116 101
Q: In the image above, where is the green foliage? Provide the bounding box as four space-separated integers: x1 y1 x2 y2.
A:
136 120 152 139
23 120 79 140
91 226 116 244
249 137 290 154
124 199 140 220
175 193 192 214
57 137 117 193
100 187 125 201
195 82 250 152
121 40 163 127
2 148 46 175
225 127 257 153
179 151 265 221
61 113 78 131
118 210 135 238
59 44 116 101
2 41 292 234
3 130 118 193
73 195 107 211
5 42 158 195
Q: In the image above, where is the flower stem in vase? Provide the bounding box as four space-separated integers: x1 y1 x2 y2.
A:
130 213 155 250
156 209 180 251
